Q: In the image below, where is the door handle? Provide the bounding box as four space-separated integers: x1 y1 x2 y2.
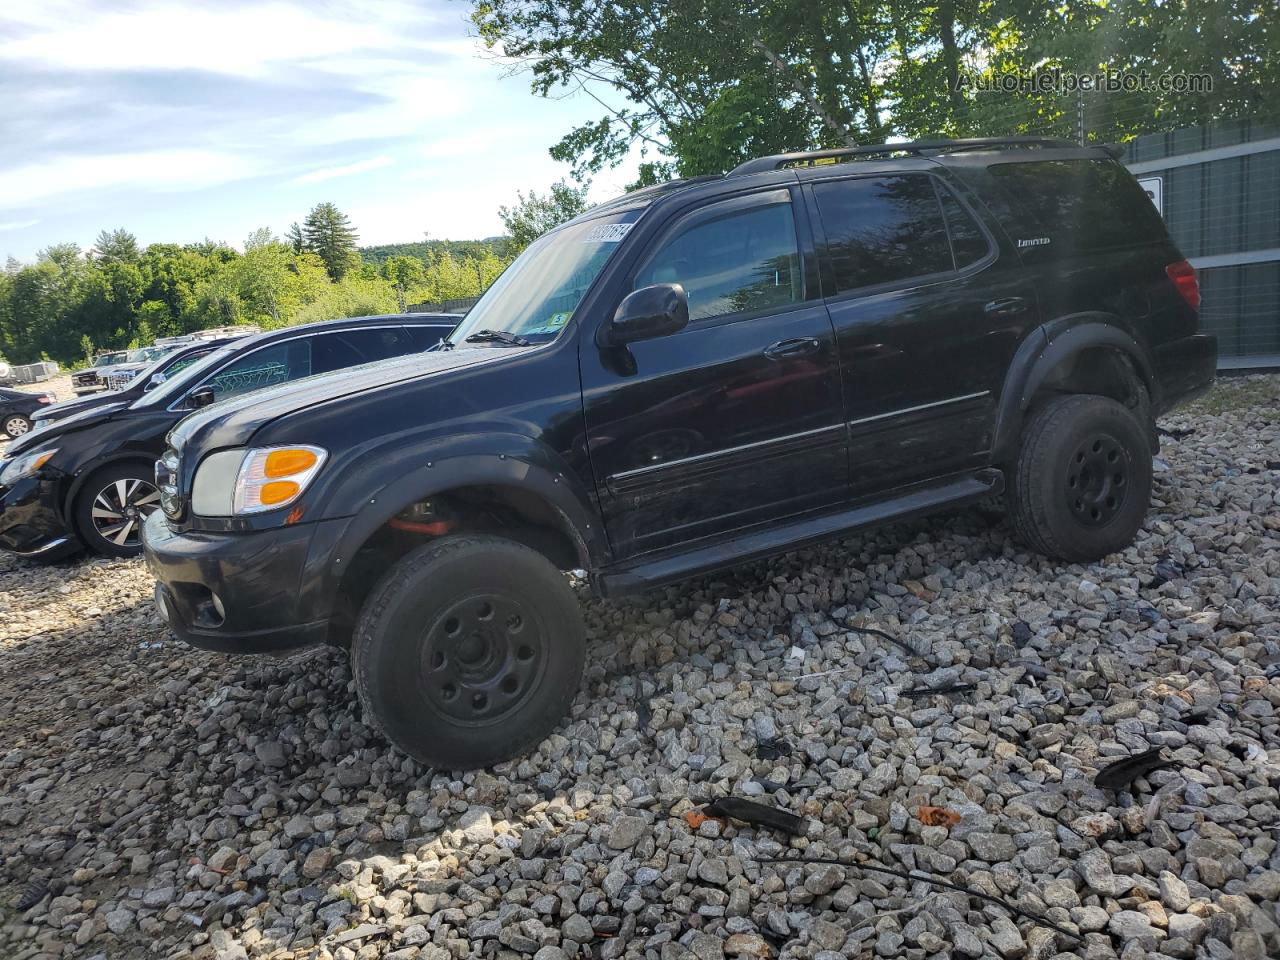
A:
984 297 1027 317
763 337 820 360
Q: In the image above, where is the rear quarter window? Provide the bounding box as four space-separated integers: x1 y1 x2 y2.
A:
987 158 1167 252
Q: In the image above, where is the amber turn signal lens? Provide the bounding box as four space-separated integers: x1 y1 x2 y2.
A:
264 448 318 478
259 480 301 505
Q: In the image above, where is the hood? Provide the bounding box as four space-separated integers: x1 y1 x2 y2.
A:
169 346 516 452
38 391 131 424
5 400 125 456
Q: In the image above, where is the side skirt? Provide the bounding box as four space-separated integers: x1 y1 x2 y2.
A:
596 469 1004 597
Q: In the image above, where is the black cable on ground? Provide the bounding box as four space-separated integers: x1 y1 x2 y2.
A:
759 855 1082 942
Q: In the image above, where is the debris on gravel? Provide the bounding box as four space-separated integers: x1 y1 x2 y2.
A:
1 375 1278 960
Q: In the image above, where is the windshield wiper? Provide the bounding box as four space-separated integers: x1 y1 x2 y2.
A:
463 329 531 347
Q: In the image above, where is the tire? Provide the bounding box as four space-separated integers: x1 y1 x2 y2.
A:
4 414 31 438
1009 393 1152 562
72 463 163 558
352 535 586 770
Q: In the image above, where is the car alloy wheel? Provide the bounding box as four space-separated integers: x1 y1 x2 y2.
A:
90 478 161 547
4 415 30 437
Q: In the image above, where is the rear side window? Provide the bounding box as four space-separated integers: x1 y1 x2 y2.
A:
813 175 953 293
311 327 419 375
987 159 1167 250
635 194 802 322
406 324 452 351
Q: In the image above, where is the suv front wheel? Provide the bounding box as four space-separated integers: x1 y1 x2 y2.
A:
1009 393 1152 562
352 535 586 769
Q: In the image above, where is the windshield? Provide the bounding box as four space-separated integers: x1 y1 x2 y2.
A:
131 346 235 409
447 211 642 346
97 351 128 366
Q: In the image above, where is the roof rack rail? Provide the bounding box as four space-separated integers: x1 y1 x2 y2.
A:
727 137 1081 176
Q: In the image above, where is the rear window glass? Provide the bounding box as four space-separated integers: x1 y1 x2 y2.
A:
988 159 1166 251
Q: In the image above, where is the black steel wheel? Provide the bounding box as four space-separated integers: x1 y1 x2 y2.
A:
421 593 547 726
353 535 585 769
1064 432 1129 527
73 463 162 557
1010 393 1152 562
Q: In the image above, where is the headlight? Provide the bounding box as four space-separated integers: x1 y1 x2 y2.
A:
191 445 327 517
0 449 58 486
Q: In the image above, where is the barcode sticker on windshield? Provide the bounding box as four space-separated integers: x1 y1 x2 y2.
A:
583 222 634 243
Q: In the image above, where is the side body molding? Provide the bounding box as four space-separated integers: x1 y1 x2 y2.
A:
991 315 1156 461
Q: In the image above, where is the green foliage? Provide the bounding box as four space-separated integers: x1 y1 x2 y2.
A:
472 0 1280 179
360 237 510 266
92 228 141 264
498 180 591 253
0 206 519 364
301 202 360 281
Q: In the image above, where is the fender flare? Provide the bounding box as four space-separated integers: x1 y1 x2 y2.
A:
992 315 1157 460
314 433 610 591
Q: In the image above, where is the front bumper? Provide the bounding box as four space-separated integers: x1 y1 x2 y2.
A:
0 474 75 556
142 510 331 653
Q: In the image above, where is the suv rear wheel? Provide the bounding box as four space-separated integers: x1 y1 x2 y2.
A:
352 535 585 769
1009 394 1152 562
72 463 162 558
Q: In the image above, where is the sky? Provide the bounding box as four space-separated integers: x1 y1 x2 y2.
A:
0 0 644 262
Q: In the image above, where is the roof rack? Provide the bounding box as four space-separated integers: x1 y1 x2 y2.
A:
727 137 1080 176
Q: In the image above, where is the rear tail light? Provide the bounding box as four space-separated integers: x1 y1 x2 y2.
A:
1166 260 1200 310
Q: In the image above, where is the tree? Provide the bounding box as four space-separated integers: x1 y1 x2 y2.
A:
302 202 360 281
285 222 306 254
472 0 1280 179
382 256 426 311
92 228 141 264
498 180 591 253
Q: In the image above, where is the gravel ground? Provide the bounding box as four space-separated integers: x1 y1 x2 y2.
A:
1 376 1277 960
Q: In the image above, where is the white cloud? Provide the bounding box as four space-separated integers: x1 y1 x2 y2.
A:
0 2 411 78
294 155 395 184
0 219 39 231
0 150 257 210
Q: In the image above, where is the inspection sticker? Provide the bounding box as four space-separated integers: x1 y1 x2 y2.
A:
583 222 634 243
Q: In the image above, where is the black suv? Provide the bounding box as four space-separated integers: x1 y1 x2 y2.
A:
143 138 1215 769
0 313 457 560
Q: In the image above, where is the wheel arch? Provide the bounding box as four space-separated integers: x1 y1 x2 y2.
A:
311 436 608 643
63 451 159 521
993 314 1157 461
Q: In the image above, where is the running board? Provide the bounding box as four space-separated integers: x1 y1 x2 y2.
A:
597 469 1004 596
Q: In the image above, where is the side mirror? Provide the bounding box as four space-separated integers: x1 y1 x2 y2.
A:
187 386 216 409
145 373 166 391
606 283 689 346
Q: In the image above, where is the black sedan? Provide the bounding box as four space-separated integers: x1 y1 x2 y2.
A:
0 313 457 559
1 386 56 439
